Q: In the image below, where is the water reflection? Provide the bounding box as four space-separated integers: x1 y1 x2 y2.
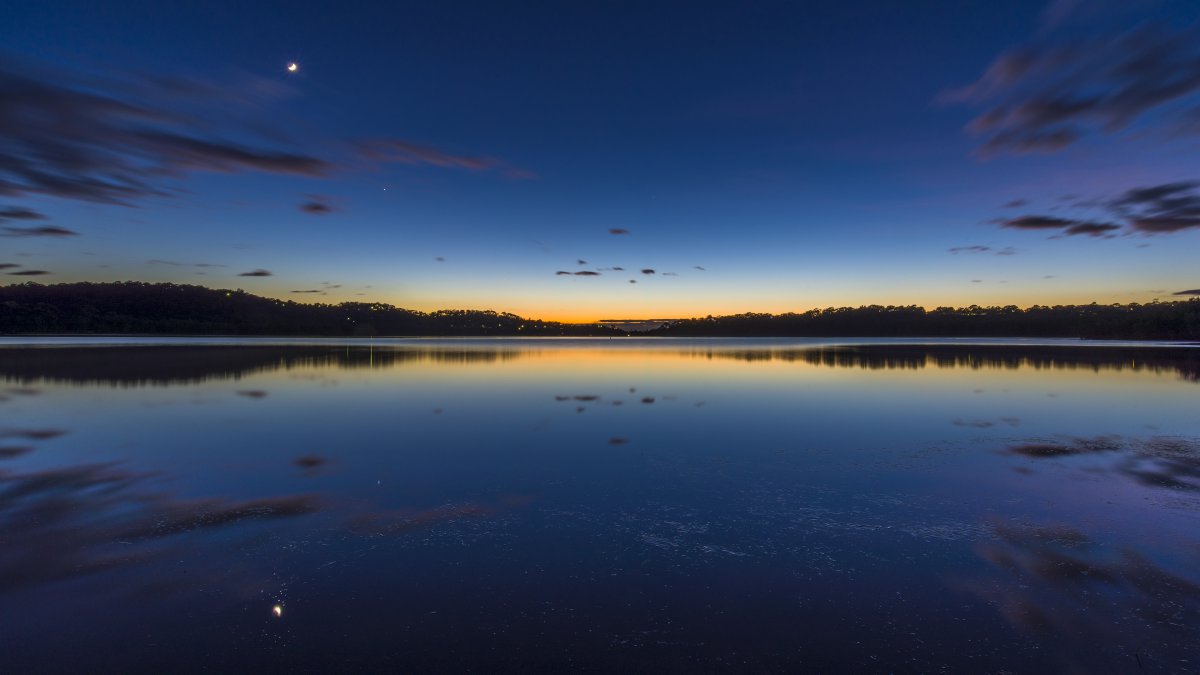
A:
0 345 525 386
0 339 1197 671
0 461 319 594
687 344 1200 381
965 521 1200 672
1 341 1198 385
1006 435 1200 491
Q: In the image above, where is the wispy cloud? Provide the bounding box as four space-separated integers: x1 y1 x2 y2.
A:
942 22 1200 155
355 139 533 179
237 269 272 277
147 259 225 268
2 226 79 237
993 180 1200 237
949 244 1022 255
996 215 1121 237
1174 289 1200 296
0 206 46 221
609 228 630 235
299 197 333 214
0 58 330 206
0 55 530 223
1109 181 1200 233
1063 221 1121 237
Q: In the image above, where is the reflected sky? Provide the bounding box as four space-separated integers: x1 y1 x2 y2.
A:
1 339 1198 671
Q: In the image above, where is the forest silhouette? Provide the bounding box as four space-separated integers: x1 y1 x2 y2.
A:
2 282 1198 340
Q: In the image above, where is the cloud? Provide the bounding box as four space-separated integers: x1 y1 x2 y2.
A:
147 259 225 268
999 215 1077 230
299 199 333 214
354 138 532 178
641 268 656 275
628 279 637 284
943 23 1200 154
0 263 19 269
991 179 1200 238
0 206 46 221
2 226 79 237
694 265 706 271
997 215 1122 236
612 266 624 271
0 58 333 206
662 272 678 276
577 259 588 265
133 130 328 175
293 455 325 470
291 289 322 293
0 428 66 440
1174 289 1200 296
1109 181 1200 233
237 269 272 277
948 244 1019 255
609 228 630 235
1002 199 1029 208
573 271 600 276
1063 221 1121 237
6 270 51 275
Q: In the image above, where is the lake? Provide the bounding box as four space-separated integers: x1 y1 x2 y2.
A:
1 337 1198 672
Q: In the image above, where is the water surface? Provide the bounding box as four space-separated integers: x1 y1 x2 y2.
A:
1 338 1198 672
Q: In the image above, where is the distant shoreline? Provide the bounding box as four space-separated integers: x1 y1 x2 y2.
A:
2 282 1199 341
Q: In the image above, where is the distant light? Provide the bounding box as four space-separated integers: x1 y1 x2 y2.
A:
286 62 299 73
273 604 283 617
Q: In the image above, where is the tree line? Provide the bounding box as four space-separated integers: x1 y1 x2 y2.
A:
648 302 1200 340
2 282 1198 339
0 282 619 336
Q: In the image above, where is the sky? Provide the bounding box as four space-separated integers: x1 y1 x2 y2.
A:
2 0 1200 322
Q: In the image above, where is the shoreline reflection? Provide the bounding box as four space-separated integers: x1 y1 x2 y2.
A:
1 342 1197 386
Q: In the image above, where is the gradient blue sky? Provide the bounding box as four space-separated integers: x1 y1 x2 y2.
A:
3 0 1199 321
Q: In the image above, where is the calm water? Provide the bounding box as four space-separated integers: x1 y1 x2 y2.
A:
1 338 1198 673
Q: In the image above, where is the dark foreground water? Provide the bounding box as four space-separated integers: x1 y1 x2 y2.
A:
1 337 1198 673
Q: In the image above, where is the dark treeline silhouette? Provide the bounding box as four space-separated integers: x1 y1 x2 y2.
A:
3 282 1200 340
650 302 1200 340
0 282 620 336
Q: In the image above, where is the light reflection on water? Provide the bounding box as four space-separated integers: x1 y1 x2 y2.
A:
0 339 1198 672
